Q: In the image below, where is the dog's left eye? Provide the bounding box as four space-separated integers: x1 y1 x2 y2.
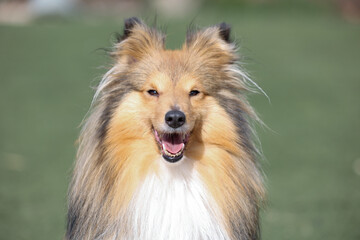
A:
147 89 159 96
189 90 200 96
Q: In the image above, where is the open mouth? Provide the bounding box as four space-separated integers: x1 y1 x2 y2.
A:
154 129 189 163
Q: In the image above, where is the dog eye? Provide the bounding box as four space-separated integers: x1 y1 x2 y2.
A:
189 90 200 96
147 89 159 96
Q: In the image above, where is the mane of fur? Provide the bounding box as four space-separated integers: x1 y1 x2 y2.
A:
66 19 265 240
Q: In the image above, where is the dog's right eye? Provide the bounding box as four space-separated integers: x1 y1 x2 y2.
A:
147 89 159 96
189 90 200 96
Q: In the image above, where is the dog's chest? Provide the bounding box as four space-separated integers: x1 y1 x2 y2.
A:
121 158 230 240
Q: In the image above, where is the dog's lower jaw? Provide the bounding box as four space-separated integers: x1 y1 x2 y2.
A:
116 157 231 240
162 152 183 162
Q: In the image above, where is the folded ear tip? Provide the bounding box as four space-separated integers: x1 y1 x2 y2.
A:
123 17 142 40
218 22 231 42
125 17 141 29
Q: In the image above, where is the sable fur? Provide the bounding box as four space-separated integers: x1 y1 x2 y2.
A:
66 18 265 240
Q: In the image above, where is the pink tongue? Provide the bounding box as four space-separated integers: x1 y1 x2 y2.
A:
163 142 183 154
162 134 183 154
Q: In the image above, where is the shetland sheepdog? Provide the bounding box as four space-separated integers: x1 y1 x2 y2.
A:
66 17 265 240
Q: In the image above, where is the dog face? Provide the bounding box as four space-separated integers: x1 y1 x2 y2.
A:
139 52 206 162
108 49 212 163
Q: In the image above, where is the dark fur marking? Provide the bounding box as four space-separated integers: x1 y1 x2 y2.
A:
66 173 116 239
66 197 87 240
186 22 231 44
117 17 142 42
228 198 260 240
97 98 118 141
97 94 124 141
218 22 231 43
228 211 260 240
66 205 78 239
97 79 136 142
216 94 257 159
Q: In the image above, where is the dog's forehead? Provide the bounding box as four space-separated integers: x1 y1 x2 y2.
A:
147 70 196 91
156 50 191 81
141 50 201 89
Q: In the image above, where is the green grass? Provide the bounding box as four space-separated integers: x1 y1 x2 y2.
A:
1 4 360 240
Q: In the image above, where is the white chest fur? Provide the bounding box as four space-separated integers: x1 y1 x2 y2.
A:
121 157 231 240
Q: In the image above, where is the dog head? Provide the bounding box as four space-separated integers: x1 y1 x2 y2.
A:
97 18 254 164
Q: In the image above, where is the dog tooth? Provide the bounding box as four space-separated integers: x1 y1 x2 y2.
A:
162 146 183 158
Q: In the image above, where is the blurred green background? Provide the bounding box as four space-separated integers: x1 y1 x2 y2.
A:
1 0 360 239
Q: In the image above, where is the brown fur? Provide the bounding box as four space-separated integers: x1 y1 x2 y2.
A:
66 18 265 240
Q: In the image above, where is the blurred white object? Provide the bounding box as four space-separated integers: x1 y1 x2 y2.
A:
30 0 76 15
0 1 32 24
152 0 202 18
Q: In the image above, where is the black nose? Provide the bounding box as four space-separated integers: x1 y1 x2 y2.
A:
165 110 186 129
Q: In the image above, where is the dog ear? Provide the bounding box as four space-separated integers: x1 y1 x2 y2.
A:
112 17 165 65
121 17 142 41
218 22 231 43
185 22 236 66
186 22 232 45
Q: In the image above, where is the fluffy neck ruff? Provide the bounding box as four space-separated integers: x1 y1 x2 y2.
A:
120 158 231 240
